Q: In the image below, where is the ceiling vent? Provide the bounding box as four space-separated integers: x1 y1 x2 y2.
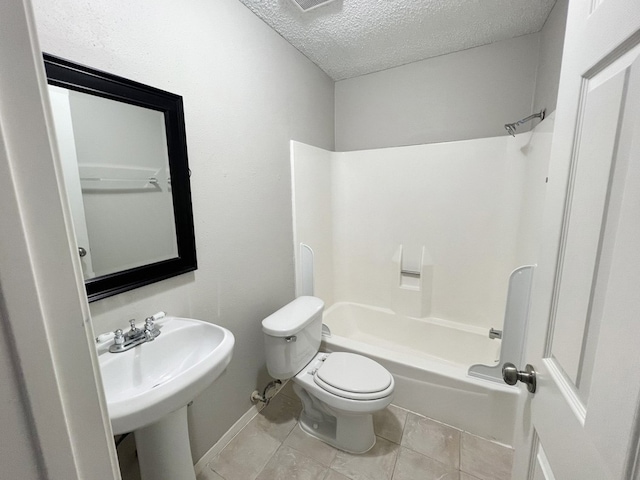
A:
289 0 337 12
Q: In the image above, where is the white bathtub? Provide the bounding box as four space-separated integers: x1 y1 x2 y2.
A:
321 302 518 445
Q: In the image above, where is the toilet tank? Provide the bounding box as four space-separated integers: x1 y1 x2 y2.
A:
262 296 324 379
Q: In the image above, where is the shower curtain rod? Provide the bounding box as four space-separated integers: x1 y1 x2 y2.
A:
504 109 546 137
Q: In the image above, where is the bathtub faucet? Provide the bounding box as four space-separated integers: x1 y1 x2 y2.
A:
489 328 502 340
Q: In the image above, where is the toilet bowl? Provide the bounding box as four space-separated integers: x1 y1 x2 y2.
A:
262 296 395 453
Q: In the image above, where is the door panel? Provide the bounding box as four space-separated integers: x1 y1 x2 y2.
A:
549 66 627 391
531 437 557 480
579 60 640 476
512 0 640 478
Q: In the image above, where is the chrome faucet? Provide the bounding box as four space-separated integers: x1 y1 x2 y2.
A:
489 328 503 340
143 316 161 342
125 319 143 341
108 312 164 353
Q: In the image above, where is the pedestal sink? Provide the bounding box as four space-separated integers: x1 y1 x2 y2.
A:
97 316 234 480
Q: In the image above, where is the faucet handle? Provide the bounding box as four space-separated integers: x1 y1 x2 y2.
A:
114 329 125 345
144 316 161 341
147 311 166 322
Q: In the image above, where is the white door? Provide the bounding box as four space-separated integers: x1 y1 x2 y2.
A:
48 85 96 278
511 0 640 478
0 0 120 478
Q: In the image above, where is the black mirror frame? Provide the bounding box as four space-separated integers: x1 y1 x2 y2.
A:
43 53 197 302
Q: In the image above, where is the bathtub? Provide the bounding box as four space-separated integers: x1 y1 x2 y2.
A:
321 302 518 445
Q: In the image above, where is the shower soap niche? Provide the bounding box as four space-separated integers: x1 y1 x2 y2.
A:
390 245 433 317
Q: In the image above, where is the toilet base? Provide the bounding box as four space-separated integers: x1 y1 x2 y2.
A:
298 409 376 454
293 383 377 454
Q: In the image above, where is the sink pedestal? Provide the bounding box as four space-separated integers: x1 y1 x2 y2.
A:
98 317 234 479
135 406 196 480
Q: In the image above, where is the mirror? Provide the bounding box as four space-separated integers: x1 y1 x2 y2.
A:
44 54 197 302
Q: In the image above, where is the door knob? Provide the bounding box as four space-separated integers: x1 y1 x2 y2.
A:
502 362 537 393
78 247 87 257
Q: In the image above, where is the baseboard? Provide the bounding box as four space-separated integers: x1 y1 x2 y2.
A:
194 403 264 474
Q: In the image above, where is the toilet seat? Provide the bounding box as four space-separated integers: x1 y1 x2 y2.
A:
313 352 393 400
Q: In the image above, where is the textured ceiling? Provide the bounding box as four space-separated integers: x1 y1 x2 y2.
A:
238 0 557 81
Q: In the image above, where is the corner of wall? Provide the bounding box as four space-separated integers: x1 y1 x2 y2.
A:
334 33 542 150
532 0 570 116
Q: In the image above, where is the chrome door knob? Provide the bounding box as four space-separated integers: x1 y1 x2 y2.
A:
502 362 537 393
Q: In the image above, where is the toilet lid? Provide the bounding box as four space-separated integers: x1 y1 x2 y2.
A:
314 352 392 396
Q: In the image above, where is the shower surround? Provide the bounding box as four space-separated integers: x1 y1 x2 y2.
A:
290 115 554 443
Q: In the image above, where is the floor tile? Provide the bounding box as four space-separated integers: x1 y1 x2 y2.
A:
284 424 339 466
460 432 513 480
373 405 408 444
256 445 328 480
204 395 515 480
280 379 298 399
254 391 302 442
331 436 400 480
196 466 225 480
324 470 352 480
209 421 281 480
392 446 459 480
459 473 481 480
441 474 462 480
401 413 461 469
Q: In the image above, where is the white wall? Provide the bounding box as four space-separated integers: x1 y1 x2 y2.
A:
335 34 541 151
292 115 555 331
291 142 335 305
331 138 521 328
532 0 570 115
32 0 334 464
513 112 556 267
334 3 568 152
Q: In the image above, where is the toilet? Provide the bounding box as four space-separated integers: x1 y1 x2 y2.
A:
262 296 394 453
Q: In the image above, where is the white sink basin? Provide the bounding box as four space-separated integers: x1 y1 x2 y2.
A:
98 316 234 435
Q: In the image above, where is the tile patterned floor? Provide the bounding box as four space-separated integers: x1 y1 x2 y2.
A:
197 382 514 480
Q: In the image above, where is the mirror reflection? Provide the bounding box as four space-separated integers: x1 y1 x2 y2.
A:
44 53 197 302
49 86 178 279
